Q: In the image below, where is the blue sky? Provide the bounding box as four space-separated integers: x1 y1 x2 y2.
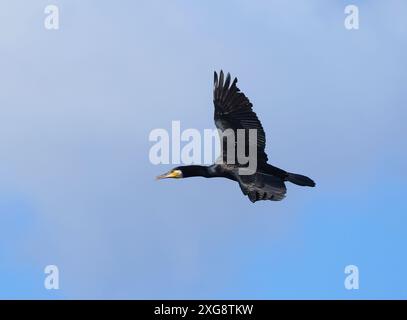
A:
0 0 406 299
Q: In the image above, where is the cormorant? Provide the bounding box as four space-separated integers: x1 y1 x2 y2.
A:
157 71 315 202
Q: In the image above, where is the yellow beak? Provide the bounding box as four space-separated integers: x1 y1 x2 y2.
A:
156 169 182 180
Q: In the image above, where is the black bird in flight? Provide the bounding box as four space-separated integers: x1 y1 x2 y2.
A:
157 71 315 202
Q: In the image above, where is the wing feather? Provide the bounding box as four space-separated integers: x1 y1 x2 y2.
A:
238 172 286 202
213 70 269 163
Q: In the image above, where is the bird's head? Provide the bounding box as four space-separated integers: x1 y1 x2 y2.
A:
156 167 184 180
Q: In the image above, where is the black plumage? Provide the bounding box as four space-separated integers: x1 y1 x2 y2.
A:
157 71 315 203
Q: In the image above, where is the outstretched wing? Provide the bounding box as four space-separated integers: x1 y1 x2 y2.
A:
213 70 269 164
238 172 286 202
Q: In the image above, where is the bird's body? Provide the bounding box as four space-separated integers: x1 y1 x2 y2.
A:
157 71 315 203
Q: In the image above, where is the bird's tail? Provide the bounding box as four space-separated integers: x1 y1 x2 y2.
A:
286 172 315 187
